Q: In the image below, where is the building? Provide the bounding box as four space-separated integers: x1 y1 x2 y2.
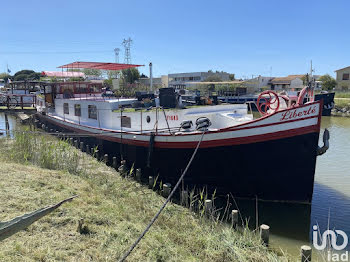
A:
335 66 350 91
138 76 168 88
168 71 231 89
41 71 85 79
268 75 304 90
244 76 274 92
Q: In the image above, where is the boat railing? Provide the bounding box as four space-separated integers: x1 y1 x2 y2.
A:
0 94 37 109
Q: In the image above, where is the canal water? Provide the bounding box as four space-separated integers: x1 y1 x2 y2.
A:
269 116 350 257
0 112 17 137
0 113 349 258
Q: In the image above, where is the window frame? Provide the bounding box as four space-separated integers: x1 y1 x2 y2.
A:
88 105 98 120
342 73 349 80
63 103 69 114
74 104 81 117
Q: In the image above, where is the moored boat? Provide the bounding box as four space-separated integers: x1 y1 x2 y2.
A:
36 61 329 203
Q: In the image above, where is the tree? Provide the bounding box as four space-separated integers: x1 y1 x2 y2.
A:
0 73 11 82
13 70 40 81
319 74 337 91
83 68 102 77
300 74 308 85
104 78 113 88
69 77 85 82
13 74 28 81
140 73 148 78
122 68 140 84
229 74 235 81
106 70 119 79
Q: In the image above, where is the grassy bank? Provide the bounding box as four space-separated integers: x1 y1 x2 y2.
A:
335 91 350 98
0 131 291 261
334 98 350 109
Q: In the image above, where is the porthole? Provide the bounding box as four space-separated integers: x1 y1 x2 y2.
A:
146 116 151 123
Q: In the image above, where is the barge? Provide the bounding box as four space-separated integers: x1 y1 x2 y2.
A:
36 61 328 203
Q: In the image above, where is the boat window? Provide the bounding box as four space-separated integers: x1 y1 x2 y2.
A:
88 105 97 119
63 103 69 114
121 116 131 128
74 104 81 116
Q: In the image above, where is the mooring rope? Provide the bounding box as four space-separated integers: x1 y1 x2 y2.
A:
118 130 206 262
161 107 172 134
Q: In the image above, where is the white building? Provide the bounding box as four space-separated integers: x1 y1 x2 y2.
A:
138 76 167 88
268 75 304 91
244 76 274 92
168 71 231 89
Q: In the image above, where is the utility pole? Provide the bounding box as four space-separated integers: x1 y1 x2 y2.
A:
149 62 153 91
122 38 132 64
310 60 315 88
114 48 121 78
270 66 272 77
114 48 120 63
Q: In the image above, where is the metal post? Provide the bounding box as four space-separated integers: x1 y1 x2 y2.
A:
4 113 9 137
260 224 270 246
112 156 117 169
162 183 171 197
136 168 142 182
232 210 239 229
204 199 213 218
181 190 189 207
148 176 154 189
301 245 312 262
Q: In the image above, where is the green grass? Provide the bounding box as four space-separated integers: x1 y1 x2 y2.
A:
0 131 291 261
335 91 350 98
334 98 350 109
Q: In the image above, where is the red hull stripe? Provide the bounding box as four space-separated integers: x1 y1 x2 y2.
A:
101 125 319 148
40 115 319 149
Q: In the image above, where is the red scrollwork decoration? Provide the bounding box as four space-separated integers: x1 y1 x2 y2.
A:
257 90 280 115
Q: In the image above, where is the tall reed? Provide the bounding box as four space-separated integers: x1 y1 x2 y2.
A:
10 128 81 175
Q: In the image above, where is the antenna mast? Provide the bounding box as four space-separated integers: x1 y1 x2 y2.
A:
310 60 314 78
122 37 133 64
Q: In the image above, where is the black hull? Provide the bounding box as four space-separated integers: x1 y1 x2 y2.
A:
39 113 319 203
314 92 335 116
111 132 318 203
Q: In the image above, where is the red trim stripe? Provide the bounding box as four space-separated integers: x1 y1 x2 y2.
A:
98 125 319 148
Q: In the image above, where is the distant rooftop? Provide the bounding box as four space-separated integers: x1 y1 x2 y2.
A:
58 61 143 71
335 66 350 72
270 75 304 84
42 71 85 78
186 81 244 85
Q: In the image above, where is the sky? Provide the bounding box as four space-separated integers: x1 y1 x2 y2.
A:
0 0 349 79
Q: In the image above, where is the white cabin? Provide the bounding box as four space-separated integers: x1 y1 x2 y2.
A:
52 97 252 133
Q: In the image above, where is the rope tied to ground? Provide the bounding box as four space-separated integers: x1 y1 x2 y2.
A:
118 130 206 262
